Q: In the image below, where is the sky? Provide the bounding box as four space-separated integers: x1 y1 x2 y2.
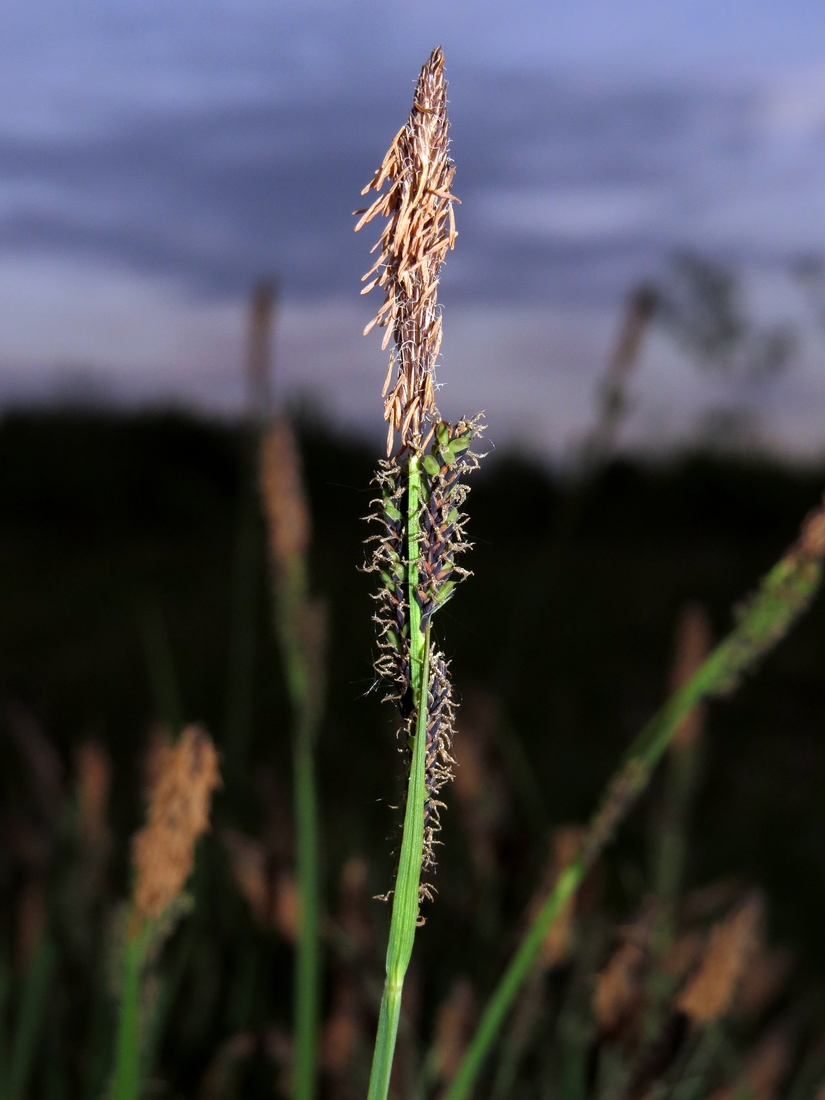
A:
3 2 825 459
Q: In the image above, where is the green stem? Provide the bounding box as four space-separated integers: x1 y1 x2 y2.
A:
0 956 9 1098
368 633 430 1100
137 604 183 739
9 936 55 1100
111 931 147 1100
444 528 824 1100
224 450 261 785
274 553 324 1100
643 714 703 1041
367 454 429 1100
293 736 320 1100
654 733 699 908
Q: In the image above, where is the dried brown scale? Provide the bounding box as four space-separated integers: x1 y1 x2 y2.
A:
677 893 762 1024
132 725 221 923
354 47 457 454
259 416 311 573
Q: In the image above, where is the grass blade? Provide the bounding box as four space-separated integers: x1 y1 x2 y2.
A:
137 604 183 739
293 736 321 1100
223 440 261 786
259 418 326 1100
9 936 56 1100
111 934 146 1100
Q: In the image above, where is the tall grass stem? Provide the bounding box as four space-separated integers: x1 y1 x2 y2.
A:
293 737 320 1100
224 461 260 783
138 605 183 738
367 613 431 1100
8 936 55 1100
111 932 146 1100
274 564 323 1100
260 420 326 1100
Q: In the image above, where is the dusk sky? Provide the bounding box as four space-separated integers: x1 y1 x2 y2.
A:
3 2 825 459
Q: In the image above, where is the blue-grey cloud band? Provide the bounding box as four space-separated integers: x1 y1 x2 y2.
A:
0 66 785 306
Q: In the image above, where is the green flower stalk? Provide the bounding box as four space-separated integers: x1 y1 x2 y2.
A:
356 46 483 1100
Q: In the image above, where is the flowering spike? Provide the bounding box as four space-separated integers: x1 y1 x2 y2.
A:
355 46 458 455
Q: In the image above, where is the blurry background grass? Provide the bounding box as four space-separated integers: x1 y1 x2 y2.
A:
2 410 825 1094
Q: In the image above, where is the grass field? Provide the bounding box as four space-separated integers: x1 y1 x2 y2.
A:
2 409 825 1098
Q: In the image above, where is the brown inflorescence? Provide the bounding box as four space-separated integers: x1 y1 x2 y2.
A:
355 46 458 455
593 905 658 1034
76 740 112 850
259 415 312 576
708 1027 793 1100
132 724 221 922
247 279 277 418
222 827 301 943
677 892 762 1025
321 977 361 1076
530 827 585 969
798 497 825 559
736 941 792 1017
432 979 475 1084
222 828 270 925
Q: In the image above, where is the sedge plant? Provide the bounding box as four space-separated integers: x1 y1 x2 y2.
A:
259 416 326 1100
355 47 484 1100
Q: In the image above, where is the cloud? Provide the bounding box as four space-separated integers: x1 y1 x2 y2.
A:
476 186 665 242
0 62 774 310
0 4 824 459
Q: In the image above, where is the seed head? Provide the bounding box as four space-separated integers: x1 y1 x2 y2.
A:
355 46 457 455
259 416 312 574
593 905 657 1032
527 827 584 969
132 724 221 922
75 740 112 849
677 893 762 1025
708 1028 792 1100
432 980 475 1082
796 495 825 559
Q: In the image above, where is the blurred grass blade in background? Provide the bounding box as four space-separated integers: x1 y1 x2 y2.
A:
137 603 184 740
111 725 220 1100
224 278 277 787
8 936 55 1100
643 603 713 1041
259 416 326 1100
